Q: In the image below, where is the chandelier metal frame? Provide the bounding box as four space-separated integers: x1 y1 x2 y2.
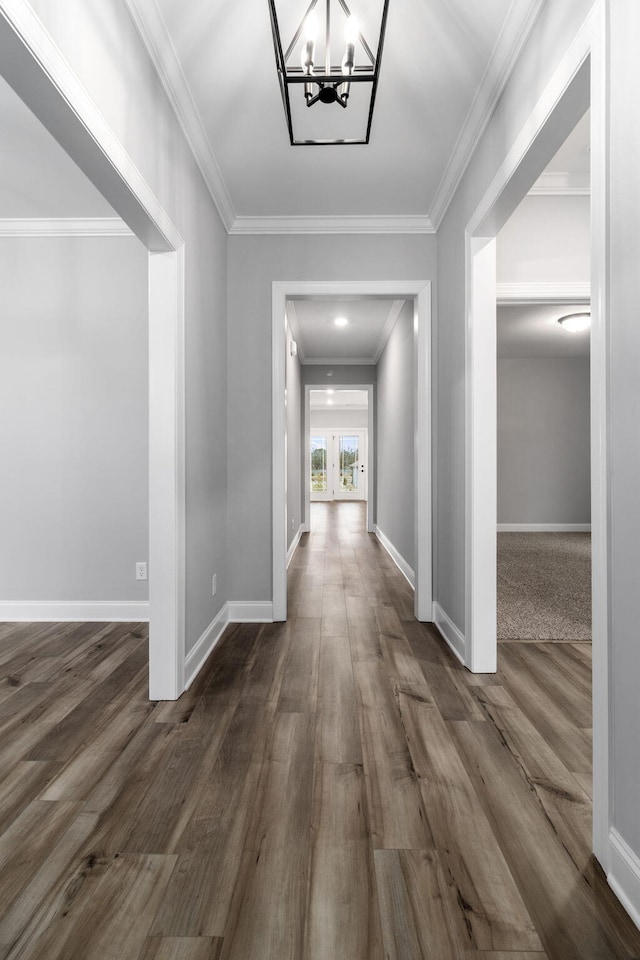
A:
267 0 389 145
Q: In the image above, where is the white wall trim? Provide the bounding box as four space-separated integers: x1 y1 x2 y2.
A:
121 0 235 231
184 603 229 690
496 281 590 304
529 171 591 195
0 601 150 622
374 526 415 589
608 829 640 932
497 523 592 533
429 0 546 230
373 300 406 364
302 357 380 366
230 215 434 235
287 524 304 569
228 602 274 623
0 217 133 237
433 602 466 665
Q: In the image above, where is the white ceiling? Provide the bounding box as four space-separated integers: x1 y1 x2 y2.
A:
497 303 590 358
138 0 543 225
0 75 114 219
288 297 404 363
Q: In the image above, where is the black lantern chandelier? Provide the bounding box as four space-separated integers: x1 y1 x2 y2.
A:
268 0 389 145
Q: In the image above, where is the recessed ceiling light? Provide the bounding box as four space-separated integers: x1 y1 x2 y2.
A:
558 312 591 332
326 389 335 394
334 317 348 327
327 399 334 405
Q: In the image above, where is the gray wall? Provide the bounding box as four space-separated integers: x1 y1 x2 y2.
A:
286 320 303 548
227 235 435 602
0 236 148 602
497 195 590 283
375 301 414 568
310 408 368 429
497 358 590 524
20 0 230 653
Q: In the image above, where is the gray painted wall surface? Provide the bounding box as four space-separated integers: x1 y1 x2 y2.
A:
227 235 435 602
23 0 230 652
609 0 640 853
497 195 590 283
0 236 148 602
310 409 368 429
301 364 377 385
286 322 303 548
497 359 590 524
375 301 414 569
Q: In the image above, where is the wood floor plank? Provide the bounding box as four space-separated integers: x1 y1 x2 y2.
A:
315 635 361 764
396 686 543 952
353 661 432 850
304 763 383 960
137 939 222 960
277 618 320 712
374 848 464 960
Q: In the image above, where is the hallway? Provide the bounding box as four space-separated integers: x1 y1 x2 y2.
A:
0 502 639 958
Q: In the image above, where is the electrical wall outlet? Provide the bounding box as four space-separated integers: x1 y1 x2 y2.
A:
212 574 217 597
136 562 148 581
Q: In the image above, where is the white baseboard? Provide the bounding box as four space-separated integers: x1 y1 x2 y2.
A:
302 522 311 533
228 601 274 623
287 524 304 568
497 523 592 532
374 526 415 588
608 828 640 931
0 601 150 622
184 603 229 690
433 602 466 665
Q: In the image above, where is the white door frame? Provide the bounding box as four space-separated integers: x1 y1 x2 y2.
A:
465 4 608 864
273 280 432 622
305 387 374 518
0 3 186 699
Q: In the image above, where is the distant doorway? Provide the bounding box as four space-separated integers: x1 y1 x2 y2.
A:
311 430 368 502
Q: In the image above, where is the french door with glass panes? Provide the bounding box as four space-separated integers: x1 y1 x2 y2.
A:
310 430 366 501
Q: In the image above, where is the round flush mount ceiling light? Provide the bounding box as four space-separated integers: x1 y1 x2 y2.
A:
558 312 591 333
334 317 349 327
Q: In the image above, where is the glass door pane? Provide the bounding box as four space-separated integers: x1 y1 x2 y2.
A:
338 435 359 493
310 435 329 498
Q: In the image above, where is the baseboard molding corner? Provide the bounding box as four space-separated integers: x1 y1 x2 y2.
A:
433 602 466 665
184 602 229 690
287 524 304 568
608 828 640 932
228 601 274 623
374 526 415 589
0 601 150 622
497 523 592 533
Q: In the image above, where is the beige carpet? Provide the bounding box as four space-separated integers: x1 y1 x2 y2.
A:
497 532 591 641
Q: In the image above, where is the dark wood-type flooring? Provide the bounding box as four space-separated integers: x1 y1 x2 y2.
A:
0 501 639 959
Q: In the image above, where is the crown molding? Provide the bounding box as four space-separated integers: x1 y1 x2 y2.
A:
121 0 236 231
429 0 546 231
373 300 406 364
0 217 134 237
496 281 590 304
229 215 434 235
528 171 590 195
